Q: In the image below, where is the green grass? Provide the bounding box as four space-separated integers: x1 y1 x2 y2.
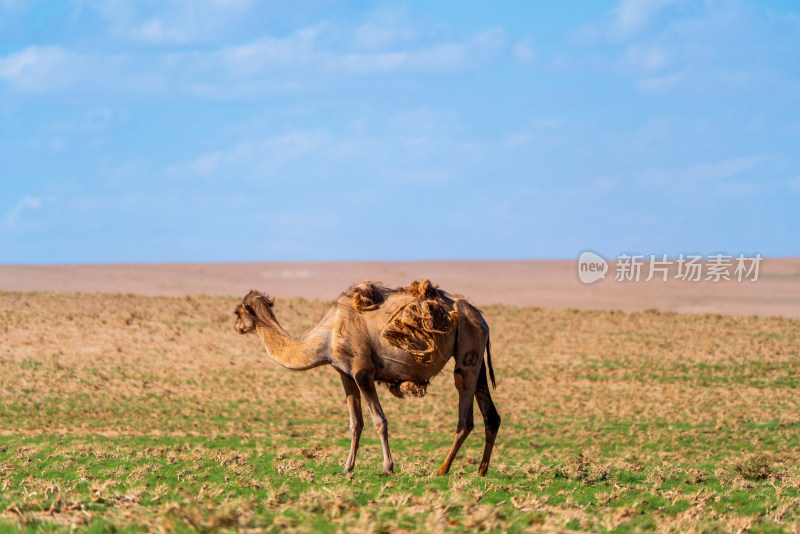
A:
2 422 797 532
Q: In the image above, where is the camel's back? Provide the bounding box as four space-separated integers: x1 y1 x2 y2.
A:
337 279 460 329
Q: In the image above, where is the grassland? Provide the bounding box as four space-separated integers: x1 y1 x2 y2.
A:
0 291 799 532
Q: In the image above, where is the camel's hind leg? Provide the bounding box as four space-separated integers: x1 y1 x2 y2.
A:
436 365 478 475
436 345 484 475
475 361 501 476
438 300 494 476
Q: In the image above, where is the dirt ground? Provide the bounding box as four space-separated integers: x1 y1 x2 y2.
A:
1 258 799 318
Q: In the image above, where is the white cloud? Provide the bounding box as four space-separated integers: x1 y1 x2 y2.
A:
130 18 188 43
716 181 765 196
503 132 533 149
502 118 563 149
170 131 329 180
0 0 26 10
637 156 776 198
332 43 466 73
352 4 416 50
634 70 685 93
216 26 322 74
530 118 563 130
683 156 768 182
568 178 620 196
208 25 501 77
76 0 254 45
164 115 480 193
186 151 223 176
328 27 505 74
512 39 536 65
0 46 75 92
2 196 44 230
178 24 507 98
570 0 686 45
332 51 409 74
623 43 669 71
566 1 800 98
387 108 461 134
0 8 509 99
0 45 174 95
610 0 686 40
379 168 452 186
50 108 119 133
210 0 252 9
637 66 766 95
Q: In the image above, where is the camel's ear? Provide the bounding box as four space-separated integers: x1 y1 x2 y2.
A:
245 290 273 307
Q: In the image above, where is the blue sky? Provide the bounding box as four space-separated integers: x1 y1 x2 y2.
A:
1 0 798 263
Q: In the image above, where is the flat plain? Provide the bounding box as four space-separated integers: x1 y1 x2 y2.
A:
2 258 799 318
0 289 799 532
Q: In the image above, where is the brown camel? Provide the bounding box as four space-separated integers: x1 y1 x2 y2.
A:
234 279 501 476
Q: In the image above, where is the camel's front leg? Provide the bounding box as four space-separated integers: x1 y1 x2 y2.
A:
354 370 394 475
339 372 364 473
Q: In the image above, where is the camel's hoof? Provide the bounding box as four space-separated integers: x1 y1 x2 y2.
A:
478 461 489 477
382 464 394 475
437 465 450 476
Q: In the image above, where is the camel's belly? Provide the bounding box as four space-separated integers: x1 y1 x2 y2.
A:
371 334 454 383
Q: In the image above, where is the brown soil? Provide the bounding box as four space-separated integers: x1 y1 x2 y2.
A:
1 259 798 318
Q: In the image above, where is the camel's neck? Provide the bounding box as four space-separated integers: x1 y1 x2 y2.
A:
254 312 331 371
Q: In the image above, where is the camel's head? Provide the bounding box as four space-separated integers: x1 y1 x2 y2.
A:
234 290 275 334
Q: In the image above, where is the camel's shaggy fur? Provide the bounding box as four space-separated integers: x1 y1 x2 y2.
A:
381 289 457 365
346 279 458 366
386 380 428 398
346 280 385 312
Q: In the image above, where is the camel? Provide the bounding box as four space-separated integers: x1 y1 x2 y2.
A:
234 279 501 476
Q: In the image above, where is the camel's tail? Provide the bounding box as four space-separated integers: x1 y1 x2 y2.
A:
485 335 496 389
